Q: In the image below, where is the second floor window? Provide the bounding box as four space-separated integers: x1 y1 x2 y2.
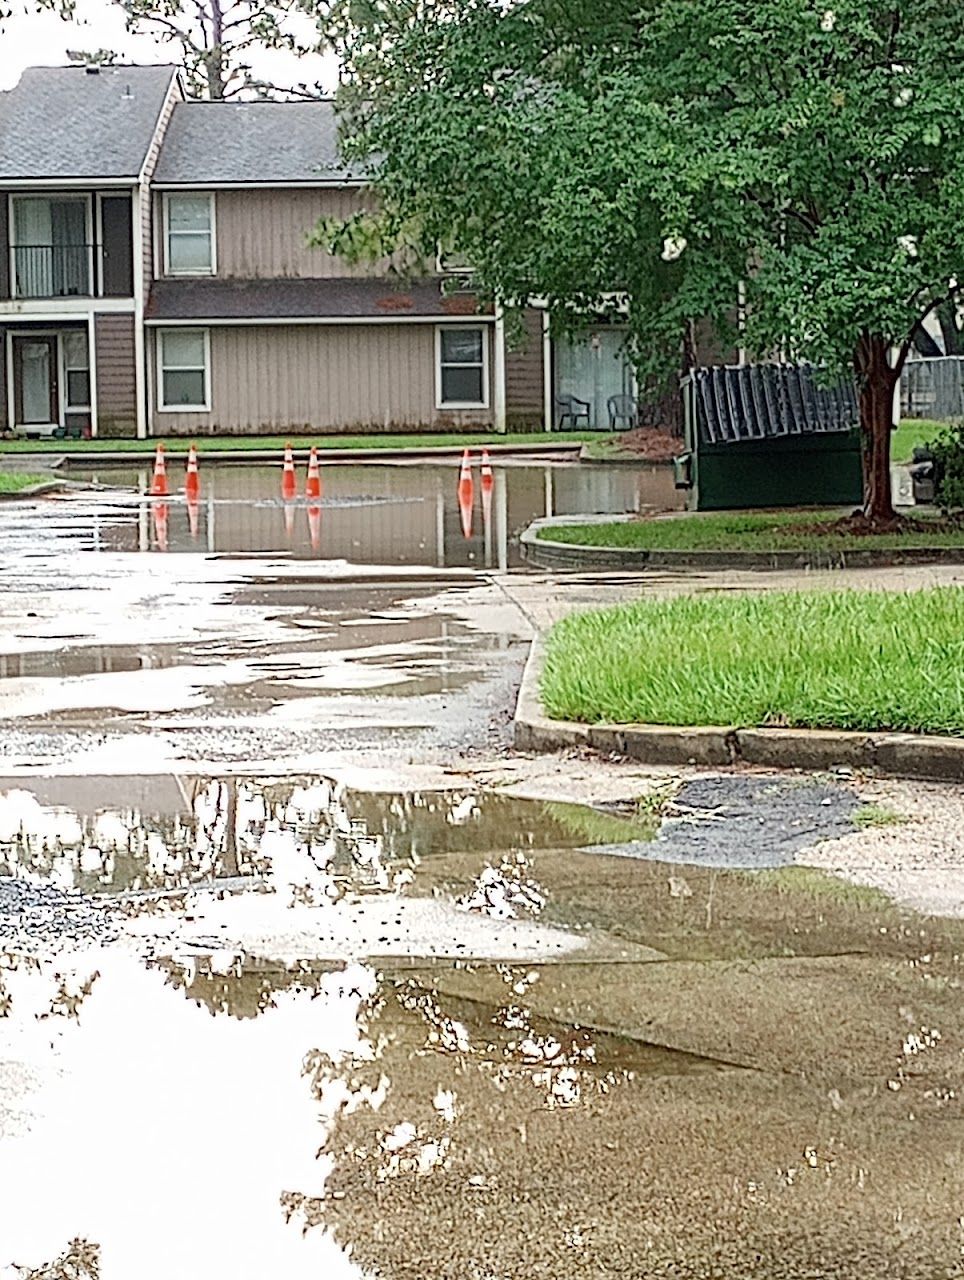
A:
164 193 215 275
12 196 91 298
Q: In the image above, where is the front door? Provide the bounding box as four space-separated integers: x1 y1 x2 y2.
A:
13 336 59 426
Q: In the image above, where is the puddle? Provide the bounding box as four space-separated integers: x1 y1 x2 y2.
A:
2 768 964 1276
65 460 681 566
0 774 654 898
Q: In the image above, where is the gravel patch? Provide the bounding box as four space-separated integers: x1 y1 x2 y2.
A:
0 877 120 955
585 774 860 868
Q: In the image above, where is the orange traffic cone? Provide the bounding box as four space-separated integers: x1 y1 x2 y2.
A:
458 448 474 539
480 448 494 529
150 443 168 497
307 503 322 552
186 495 200 539
185 444 200 499
281 442 297 501
152 501 169 552
305 446 322 500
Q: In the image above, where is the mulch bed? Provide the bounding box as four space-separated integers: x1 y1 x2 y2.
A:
791 512 964 538
612 427 682 462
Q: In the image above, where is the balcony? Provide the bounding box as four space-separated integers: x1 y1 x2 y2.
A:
12 244 95 300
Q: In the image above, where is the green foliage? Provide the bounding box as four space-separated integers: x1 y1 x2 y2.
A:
852 804 905 829
330 0 964 511
538 511 964 552
928 422 964 510
540 587 964 734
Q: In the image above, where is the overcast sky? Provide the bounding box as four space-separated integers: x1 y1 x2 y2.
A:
0 0 339 92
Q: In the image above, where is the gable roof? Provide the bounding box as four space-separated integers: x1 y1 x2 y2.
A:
153 100 366 186
0 64 179 181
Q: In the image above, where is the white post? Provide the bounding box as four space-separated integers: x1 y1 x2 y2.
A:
493 304 507 434
133 185 148 439
542 310 553 432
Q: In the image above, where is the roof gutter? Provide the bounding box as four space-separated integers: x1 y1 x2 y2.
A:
144 314 496 326
150 179 369 190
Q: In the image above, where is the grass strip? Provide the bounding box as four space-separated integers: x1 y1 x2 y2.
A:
0 430 603 456
0 472 52 493
538 509 964 552
541 587 964 734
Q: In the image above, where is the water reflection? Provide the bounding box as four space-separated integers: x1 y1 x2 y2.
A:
0 775 651 899
75 460 681 565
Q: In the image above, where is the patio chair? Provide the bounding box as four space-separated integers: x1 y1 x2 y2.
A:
556 394 591 429
607 393 639 430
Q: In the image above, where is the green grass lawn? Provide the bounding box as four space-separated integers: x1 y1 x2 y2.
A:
892 419 946 462
538 509 964 552
0 430 604 456
541 587 964 734
0 472 52 493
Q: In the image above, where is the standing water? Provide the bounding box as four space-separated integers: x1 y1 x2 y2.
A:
72 459 681 566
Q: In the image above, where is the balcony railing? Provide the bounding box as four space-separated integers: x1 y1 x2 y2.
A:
12 244 94 299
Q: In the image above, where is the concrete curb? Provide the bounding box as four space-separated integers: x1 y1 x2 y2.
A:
9 442 586 470
514 637 964 782
520 515 964 572
0 481 66 501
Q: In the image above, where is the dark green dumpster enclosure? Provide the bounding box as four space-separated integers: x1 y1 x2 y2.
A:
675 364 863 511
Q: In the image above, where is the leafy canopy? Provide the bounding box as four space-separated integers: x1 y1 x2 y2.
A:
330 0 964 383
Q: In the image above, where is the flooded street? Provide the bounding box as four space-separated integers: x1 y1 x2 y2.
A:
1 463 964 1277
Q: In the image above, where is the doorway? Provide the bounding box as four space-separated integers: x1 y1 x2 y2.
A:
554 328 635 429
13 335 59 427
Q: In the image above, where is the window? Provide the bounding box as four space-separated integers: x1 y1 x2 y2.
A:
12 196 91 298
436 326 488 408
164 193 215 275
62 331 90 410
158 329 210 411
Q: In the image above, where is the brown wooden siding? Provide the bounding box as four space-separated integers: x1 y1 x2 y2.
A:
95 313 137 437
149 323 495 435
0 199 8 300
505 307 545 427
211 188 400 281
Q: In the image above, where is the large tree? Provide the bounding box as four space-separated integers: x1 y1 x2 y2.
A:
327 0 964 519
47 0 326 98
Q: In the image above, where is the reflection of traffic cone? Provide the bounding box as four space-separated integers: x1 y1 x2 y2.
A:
480 448 494 527
306 446 322 500
282 442 297 501
152 501 169 551
185 444 200 499
186 495 200 539
307 503 321 551
283 500 295 540
458 448 474 539
151 443 168 496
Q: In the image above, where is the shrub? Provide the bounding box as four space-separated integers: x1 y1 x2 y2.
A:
928 422 964 510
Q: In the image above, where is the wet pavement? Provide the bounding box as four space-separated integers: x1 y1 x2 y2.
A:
1 469 964 1277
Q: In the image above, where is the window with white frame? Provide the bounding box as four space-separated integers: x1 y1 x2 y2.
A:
158 329 210 411
164 193 215 275
436 326 488 408
62 331 90 410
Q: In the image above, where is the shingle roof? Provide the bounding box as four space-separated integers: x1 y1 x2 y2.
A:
153 101 366 185
0 64 179 181
145 278 491 321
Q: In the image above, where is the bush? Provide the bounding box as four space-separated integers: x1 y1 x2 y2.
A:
928 422 964 510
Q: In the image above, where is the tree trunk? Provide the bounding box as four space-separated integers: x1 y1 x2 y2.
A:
855 334 897 522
